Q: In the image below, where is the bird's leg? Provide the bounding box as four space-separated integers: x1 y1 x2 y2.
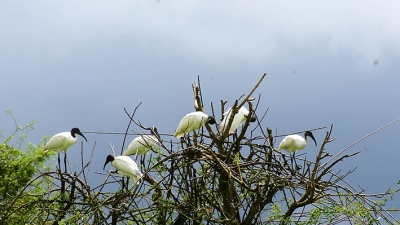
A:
293 152 302 171
186 134 192 147
59 153 66 196
123 177 128 192
289 152 302 175
115 171 128 192
286 153 296 176
281 153 289 167
140 156 146 174
64 153 67 173
57 153 61 172
290 153 294 170
193 131 198 146
57 152 63 189
179 137 185 150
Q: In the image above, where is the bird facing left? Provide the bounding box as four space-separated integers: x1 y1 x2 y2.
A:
103 155 143 185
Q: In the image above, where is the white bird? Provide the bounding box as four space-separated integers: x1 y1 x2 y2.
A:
278 131 317 169
218 106 256 134
174 111 216 138
123 135 160 156
103 155 143 185
43 127 87 152
43 127 87 171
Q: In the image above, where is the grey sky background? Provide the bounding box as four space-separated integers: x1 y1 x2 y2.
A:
1 0 400 216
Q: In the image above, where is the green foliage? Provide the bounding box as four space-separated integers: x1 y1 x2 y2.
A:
265 203 283 222
0 110 55 224
297 197 381 225
0 142 35 199
1 76 400 225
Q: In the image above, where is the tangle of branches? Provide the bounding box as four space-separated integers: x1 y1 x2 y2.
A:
1 74 399 225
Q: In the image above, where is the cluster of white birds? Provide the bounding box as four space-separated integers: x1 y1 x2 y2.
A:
42 105 317 185
173 106 256 138
103 133 161 184
42 106 256 184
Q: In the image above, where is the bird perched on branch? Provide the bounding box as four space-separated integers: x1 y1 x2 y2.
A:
278 130 317 169
103 155 143 185
218 106 256 135
123 135 160 156
174 111 216 138
43 127 87 171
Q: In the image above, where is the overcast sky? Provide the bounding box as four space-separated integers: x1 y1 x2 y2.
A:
1 0 399 216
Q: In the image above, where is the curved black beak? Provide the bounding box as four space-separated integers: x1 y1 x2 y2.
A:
71 127 88 142
77 131 88 142
103 155 114 170
305 131 317 146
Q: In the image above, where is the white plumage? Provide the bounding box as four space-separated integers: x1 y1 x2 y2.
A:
43 127 87 153
174 111 216 138
218 106 256 134
278 131 317 153
278 131 317 169
103 155 143 185
123 135 160 156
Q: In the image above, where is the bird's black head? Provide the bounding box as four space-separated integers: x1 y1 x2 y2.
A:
103 155 115 170
207 116 216 125
305 131 317 146
150 126 161 139
244 112 256 123
71 127 88 142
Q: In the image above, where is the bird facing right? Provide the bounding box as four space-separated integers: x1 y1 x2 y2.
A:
43 127 87 153
43 127 87 172
278 131 317 153
174 111 216 138
278 130 317 170
218 106 256 135
123 135 160 156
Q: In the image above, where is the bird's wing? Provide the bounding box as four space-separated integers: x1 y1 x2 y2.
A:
219 108 232 132
123 136 145 156
174 112 210 137
229 113 244 133
278 137 294 151
222 107 232 116
43 135 67 151
140 135 159 147
219 108 246 134
116 156 143 181
174 115 191 137
239 106 250 115
125 136 157 155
